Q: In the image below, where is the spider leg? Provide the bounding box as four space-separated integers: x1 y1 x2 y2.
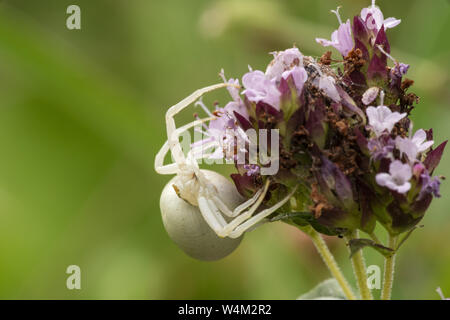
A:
194 181 269 238
197 177 298 239
189 140 221 161
227 186 298 239
166 83 240 166
199 189 266 238
215 179 271 237
155 117 215 175
212 187 264 218
170 117 216 145
154 141 178 175
198 196 227 232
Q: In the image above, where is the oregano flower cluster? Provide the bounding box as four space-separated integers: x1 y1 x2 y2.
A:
156 0 447 300
196 1 446 238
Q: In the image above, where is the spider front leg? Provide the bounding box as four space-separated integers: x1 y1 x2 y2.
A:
155 116 215 175
154 141 178 175
165 83 240 167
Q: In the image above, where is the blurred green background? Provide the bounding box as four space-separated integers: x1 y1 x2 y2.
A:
0 0 448 299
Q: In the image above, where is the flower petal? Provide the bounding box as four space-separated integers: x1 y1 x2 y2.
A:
418 140 434 153
412 129 427 145
394 182 411 194
319 76 341 102
315 38 334 47
376 173 391 187
391 161 412 181
383 17 401 29
265 47 303 82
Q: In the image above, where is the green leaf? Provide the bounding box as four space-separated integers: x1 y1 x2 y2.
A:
348 238 394 258
271 211 347 236
297 279 346 300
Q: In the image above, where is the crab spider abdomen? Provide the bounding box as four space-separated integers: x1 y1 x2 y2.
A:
160 170 243 261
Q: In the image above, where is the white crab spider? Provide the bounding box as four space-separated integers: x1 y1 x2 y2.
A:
155 83 297 257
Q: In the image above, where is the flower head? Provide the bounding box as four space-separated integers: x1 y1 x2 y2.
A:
366 105 407 137
316 7 353 56
395 129 434 161
282 66 308 95
420 172 441 198
265 47 304 83
264 48 308 96
243 164 260 177
376 160 412 194
319 75 341 102
361 0 401 31
368 136 394 161
192 97 248 161
242 70 281 110
390 63 410 82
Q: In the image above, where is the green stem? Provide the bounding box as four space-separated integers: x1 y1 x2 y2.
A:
302 226 357 300
381 235 398 300
347 230 373 300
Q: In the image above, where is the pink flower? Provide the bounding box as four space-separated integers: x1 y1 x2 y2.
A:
390 63 409 82
192 97 248 160
308 63 341 102
282 66 308 95
318 75 341 102
243 164 260 177
205 108 248 160
242 70 281 110
368 136 394 161
316 7 353 57
376 160 412 194
361 0 401 31
265 47 304 83
420 172 441 198
264 48 308 95
395 129 434 161
366 105 407 137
